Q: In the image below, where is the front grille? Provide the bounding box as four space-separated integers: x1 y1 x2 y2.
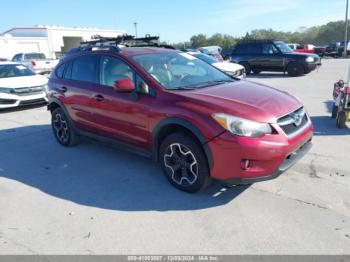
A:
0 99 17 105
19 98 47 106
277 107 309 137
231 69 244 77
11 86 45 96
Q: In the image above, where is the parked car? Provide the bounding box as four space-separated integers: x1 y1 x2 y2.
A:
188 52 245 79
0 58 9 62
199 46 224 62
0 62 48 109
221 48 234 60
314 46 326 57
288 43 315 54
336 41 350 57
325 42 350 57
229 40 321 76
12 52 59 75
48 36 313 193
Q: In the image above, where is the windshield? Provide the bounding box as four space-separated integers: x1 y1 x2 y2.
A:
132 52 233 90
274 41 293 53
0 64 36 78
24 53 46 60
192 53 218 64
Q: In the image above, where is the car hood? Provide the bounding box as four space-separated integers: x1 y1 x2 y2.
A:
212 62 244 72
286 52 319 59
0 75 48 88
176 81 301 122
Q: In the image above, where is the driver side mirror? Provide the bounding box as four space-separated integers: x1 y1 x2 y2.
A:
113 78 135 92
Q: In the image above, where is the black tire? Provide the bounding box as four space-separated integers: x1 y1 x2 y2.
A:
159 132 211 193
336 111 347 128
51 108 79 146
252 70 261 74
240 62 251 75
331 104 338 118
287 62 304 77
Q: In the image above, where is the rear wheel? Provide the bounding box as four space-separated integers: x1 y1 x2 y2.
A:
331 104 338 118
239 62 251 75
287 63 304 77
51 108 79 146
336 111 347 128
159 132 211 193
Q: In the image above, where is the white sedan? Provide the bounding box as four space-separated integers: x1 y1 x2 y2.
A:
0 62 48 109
188 52 246 79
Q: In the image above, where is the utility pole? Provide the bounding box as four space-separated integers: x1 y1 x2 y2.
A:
344 0 349 56
134 22 138 37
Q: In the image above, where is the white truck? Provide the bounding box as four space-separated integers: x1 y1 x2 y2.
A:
12 52 59 75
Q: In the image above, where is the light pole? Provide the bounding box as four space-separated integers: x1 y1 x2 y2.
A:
344 0 349 56
134 22 138 37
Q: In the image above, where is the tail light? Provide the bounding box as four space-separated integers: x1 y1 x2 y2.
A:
31 60 36 67
344 86 350 95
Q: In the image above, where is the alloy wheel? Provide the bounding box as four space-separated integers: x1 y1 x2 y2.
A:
163 143 198 186
53 113 69 144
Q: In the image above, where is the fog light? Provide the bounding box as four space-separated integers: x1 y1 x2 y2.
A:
241 159 251 170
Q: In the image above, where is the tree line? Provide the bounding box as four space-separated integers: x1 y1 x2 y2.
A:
171 20 349 49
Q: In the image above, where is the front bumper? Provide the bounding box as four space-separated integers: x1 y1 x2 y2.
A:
304 61 321 72
207 120 313 183
222 140 312 185
0 92 48 109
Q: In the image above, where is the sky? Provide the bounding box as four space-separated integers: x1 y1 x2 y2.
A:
0 0 347 43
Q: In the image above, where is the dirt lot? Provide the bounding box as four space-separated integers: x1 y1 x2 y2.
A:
0 59 349 254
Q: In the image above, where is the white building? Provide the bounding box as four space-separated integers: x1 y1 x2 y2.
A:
0 26 125 60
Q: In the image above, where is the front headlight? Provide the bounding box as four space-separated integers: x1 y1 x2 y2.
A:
0 87 12 94
305 56 314 63
212 113 272 137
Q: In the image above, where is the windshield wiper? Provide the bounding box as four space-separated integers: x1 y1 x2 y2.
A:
192 79 234 88
171 79 233 90
168 86 196 90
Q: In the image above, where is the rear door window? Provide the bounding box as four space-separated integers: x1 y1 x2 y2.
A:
234 43 261 54
70 55 99 83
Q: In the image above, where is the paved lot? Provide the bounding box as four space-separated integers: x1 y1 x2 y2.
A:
0 59 349 254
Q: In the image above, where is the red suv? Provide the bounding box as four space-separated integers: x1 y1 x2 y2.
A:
47 36 313 193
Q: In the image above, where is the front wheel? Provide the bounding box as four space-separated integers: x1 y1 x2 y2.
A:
287 63 304 77
337 111 347 128
51 108 79 146
331 104 338 118
159 132 211 193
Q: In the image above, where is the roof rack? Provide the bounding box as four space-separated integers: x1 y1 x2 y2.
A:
64 34 175 57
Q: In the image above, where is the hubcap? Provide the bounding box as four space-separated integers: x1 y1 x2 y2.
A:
164 143 198 186
53 113 69 144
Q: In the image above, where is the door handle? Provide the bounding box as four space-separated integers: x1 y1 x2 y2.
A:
58 86 67 93
94 94 104 102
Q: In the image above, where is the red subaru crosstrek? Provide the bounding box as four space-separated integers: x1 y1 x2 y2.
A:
48 39 313 193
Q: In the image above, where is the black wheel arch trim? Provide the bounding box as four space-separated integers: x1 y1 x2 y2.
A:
48 98 77 130
152 117 214 169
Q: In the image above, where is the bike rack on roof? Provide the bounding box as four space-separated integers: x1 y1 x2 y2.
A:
64 34 175 57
